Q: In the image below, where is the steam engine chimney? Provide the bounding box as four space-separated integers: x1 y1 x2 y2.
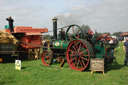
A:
52 17 58 39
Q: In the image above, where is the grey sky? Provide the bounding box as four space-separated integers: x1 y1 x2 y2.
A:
0 0 128 33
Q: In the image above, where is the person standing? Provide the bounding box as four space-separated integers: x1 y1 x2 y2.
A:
123 37 128 66
6 16 14 32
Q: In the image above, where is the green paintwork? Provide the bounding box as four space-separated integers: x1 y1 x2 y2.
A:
5 25 10 29
5 25 15 29
95 44 105 59
52 40 68 49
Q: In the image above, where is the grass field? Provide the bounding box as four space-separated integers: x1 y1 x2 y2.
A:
0 42 128 85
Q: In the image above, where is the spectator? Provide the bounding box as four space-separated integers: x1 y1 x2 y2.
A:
123 37 128 66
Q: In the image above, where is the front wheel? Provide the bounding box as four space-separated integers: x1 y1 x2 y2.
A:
41 51 53 66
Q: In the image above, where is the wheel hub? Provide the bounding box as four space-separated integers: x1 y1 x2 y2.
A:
75 53 80 58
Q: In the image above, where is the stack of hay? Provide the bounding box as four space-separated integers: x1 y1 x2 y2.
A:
0 31 18 44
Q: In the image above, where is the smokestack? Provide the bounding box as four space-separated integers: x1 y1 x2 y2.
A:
52 17 58 39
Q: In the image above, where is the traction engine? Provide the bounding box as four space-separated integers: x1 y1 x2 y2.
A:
41 18 117 71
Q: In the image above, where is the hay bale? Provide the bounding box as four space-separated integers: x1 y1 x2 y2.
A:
0 31 18 44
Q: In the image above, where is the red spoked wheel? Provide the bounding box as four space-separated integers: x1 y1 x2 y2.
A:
41 51 53 66
66 39 93 71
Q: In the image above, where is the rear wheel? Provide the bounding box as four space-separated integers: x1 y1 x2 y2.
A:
41 51 53 66
66 39 93 71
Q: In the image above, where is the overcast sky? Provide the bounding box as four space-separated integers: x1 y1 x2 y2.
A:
0 0 128 33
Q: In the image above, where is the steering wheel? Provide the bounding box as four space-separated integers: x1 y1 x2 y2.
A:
65 24 84 42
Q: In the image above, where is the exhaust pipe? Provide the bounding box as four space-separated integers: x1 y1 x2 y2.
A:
52 17 58 39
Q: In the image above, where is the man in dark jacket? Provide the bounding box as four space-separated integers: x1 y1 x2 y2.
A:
6 16 14 32
58 28 65 40
123 37 128 66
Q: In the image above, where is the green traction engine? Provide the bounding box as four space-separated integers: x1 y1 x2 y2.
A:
41 18 118 71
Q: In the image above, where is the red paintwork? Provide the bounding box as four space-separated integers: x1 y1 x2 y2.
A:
120 32 128 36
14 26 48 33
14 26 48 49
96 33 110 41
5 29 10 33
21 34 42 49
5 26 48 49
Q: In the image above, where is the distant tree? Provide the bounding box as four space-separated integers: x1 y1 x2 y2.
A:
102 32 111 35
112 32 123 37
80 24 90 33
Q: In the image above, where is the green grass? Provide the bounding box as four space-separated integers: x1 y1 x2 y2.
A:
0 42 128 85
